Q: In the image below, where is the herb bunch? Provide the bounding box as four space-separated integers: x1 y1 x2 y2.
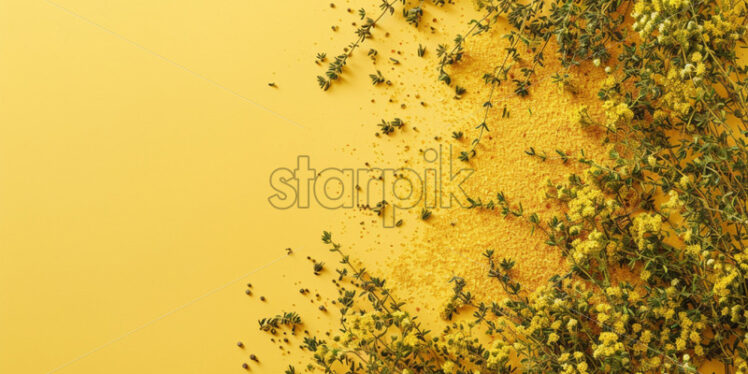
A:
270 0 748 372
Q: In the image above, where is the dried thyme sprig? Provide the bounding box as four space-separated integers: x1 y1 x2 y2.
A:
317 0 400 91
317 0 449 90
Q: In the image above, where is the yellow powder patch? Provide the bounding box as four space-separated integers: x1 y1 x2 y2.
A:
385 27 613 310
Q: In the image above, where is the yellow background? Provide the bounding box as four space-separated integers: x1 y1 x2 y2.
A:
0 0 479 373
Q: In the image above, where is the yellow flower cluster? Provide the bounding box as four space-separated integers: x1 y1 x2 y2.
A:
570 230 605 265
659 68 698 120
713 268 739 303
630 213 662 250
559 352 591 374
441 360 457 374
316 343 340 365
702 6 747 46
627 0 747 134
347 312 378 339
568 185 605 221
602 100 634 131
738 357 748 374
486 339 512 369
592 331 624 359
661 190 684 211
332 309 427 366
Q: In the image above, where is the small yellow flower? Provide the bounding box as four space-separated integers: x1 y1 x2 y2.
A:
640 269 652 280
689 330 701 344
442 361 457 374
